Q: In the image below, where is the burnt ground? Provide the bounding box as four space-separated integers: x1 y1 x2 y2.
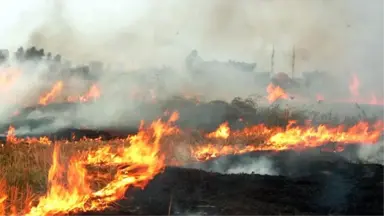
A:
80 149 383 215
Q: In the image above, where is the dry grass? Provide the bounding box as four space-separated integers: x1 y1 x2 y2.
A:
0 139 131 212
0 129 267 194
0 143 52 190
0 130 206 213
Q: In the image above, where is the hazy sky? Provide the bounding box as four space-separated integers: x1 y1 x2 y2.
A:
0 0 382 81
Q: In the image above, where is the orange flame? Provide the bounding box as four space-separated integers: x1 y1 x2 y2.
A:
0 179 7 216
5 125 51 145
1 111 384 215
24 115 176 215
66 84 101 103
266 83 288 103
192 120 384 161
206 122 230 139
6 126 16 144
39 81 64 106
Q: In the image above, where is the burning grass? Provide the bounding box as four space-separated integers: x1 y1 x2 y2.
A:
0 116 176 215
0 140 123 214
0 98 383 215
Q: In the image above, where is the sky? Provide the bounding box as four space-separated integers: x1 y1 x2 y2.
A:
0 0 382 84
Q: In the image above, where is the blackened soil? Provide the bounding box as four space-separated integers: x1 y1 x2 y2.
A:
81 157 383 215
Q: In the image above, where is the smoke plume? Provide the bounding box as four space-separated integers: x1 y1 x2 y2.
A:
0 0 382 134
0 0 380 72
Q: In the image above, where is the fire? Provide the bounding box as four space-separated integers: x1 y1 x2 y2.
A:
66 84 101 103
0 179 34 216
0 179 7 215
5 125 51 145
37 81 101 106
6 126 16 144
167 111 180 123
39 81 64 106
23 115 176 216
343 74 384 105
206 122 230 139
268 120 384 149
266 83 288 103
1 110 384 215
192 120 384 161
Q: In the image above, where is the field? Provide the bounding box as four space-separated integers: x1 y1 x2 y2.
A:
0 96 383 215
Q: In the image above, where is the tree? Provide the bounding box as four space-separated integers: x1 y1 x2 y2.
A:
38 49 45 59
54 54 61 62
15 46 25 61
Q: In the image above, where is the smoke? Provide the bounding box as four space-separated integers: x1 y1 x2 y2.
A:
0 0 382 134
189 155 279 176
356 141 384 165
225 156 278 175
0 0 380 71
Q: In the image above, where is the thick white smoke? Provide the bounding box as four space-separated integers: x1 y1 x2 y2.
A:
0 0 382 134
0 0 381 73
189 155 279 176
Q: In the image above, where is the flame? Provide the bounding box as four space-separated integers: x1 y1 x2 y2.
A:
5 125 52 145
39 81 64 106
1 111 384 215
38 82 101 106
0 179 7 216
0 179 34 216
343 74 384 105
167 112 180 123
266 83 288 103
66 84 101 103
268 120 383 149
192 120 384 161
23 115 176 216
206 122 230 139
6 126 16 144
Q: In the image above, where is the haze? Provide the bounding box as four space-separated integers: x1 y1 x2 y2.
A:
0 0 382 91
